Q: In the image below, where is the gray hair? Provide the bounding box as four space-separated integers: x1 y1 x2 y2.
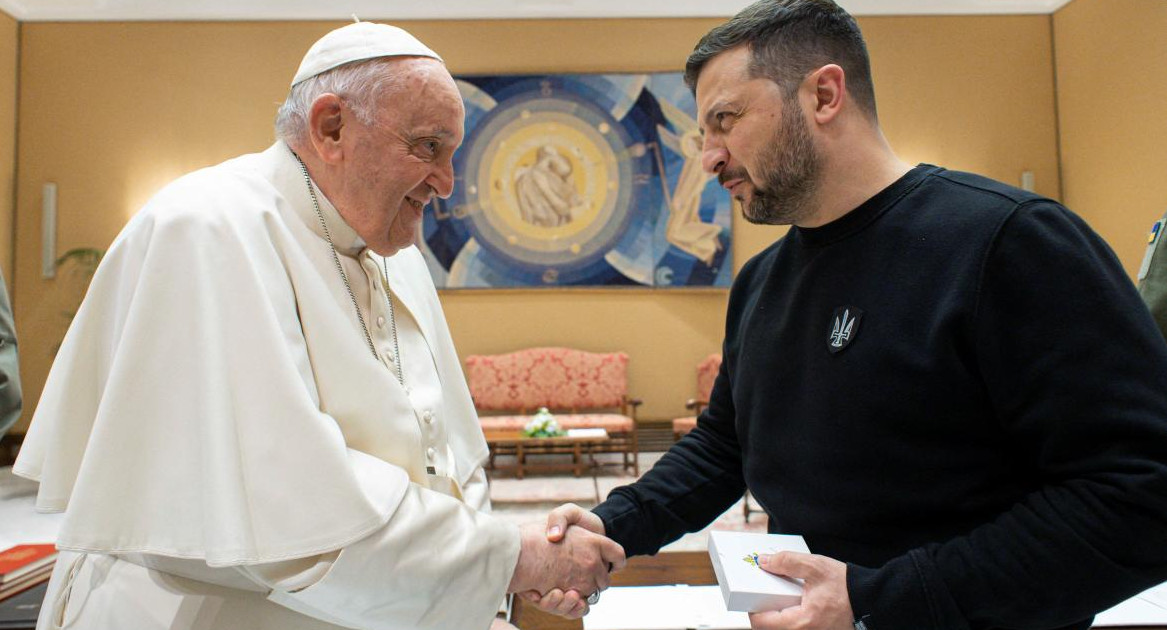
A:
684 0 878 121
274 57 407 145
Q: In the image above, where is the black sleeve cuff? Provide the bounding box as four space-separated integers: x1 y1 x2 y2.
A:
592 492 650 555
846 550 967 630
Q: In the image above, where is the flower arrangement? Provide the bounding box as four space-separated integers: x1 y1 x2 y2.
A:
522 407 565 438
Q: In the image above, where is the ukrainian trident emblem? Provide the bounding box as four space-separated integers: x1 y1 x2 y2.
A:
828 306 863 353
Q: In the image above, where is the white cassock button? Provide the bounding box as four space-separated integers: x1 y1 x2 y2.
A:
426 447 436 460
384 351 394 364
377 316 385 328
423 410 434 424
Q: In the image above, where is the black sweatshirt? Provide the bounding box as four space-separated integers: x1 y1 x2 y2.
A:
594 165 1167 629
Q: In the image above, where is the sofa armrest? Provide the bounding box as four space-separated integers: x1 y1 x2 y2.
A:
684 398 709 414
621 396 643 419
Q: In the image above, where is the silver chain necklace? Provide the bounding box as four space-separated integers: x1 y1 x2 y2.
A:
291 150 404 387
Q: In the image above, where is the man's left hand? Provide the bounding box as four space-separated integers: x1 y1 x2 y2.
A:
749 551 854 630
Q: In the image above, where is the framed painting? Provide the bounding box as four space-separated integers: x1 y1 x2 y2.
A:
420 72 733 288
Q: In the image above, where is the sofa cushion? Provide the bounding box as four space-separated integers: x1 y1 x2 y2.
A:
672 416 698 436
696 354 723 401
465 347 629 411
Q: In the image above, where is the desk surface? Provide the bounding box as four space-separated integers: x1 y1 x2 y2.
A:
513 552 715 630
511 551 1167 630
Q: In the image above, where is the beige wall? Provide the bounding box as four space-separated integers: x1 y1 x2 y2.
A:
865 16 1060 198
0 11 15 283
10 16 1060 431
1054 0 1167 277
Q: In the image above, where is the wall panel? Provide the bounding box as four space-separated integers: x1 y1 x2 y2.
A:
1054 0 1167 278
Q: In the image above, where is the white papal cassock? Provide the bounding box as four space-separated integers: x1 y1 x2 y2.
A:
14 141 519 630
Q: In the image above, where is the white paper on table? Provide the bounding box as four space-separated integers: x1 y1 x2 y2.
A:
583 585 750 630
1139 581 1167 611
1093 587 1167 627
567 428 608 438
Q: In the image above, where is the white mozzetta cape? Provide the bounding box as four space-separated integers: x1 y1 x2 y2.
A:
15 142 491 567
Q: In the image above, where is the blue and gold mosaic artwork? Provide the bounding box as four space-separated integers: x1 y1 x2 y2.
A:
419 73 733 288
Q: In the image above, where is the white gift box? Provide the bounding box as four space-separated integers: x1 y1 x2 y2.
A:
707 530 811 613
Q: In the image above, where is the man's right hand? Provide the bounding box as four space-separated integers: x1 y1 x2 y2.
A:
507 518 625 596
516 503 616 620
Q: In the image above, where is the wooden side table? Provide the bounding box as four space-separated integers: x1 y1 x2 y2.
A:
484 430 610 479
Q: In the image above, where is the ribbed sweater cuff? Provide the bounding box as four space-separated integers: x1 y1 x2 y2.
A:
592 493 646 554
847 550 963 630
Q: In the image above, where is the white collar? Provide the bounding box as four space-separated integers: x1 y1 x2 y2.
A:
270 140 366 257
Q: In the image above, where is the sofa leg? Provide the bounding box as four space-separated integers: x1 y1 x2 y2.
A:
516 444 525 480
631 432 639 476
743 491 759 523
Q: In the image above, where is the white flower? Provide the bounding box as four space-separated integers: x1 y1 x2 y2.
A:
524 407 562 437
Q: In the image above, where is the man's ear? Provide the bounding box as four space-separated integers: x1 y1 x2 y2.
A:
308 93 345 165
808 64 845 125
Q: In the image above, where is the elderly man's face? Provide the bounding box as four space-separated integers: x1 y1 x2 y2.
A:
695 46 821 226
343 58 465 256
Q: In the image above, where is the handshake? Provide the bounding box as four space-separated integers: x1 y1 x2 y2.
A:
506 503 623 619
502 504 857 630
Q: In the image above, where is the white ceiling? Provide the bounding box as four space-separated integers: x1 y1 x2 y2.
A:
0 0 1074 22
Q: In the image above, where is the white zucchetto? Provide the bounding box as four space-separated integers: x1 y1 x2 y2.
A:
291 22 442 87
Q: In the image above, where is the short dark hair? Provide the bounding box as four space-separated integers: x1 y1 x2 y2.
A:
684 0 878 120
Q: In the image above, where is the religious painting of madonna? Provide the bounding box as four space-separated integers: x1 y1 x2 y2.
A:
417 73 733 289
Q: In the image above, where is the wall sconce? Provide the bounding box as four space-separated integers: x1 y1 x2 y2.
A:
42 182 57 279
1020 171 1036 193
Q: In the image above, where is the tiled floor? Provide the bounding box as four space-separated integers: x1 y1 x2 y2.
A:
0 467 63 549
488 452 768 552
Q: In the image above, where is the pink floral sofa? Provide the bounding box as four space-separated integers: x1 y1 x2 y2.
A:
672 353 723 439
465 347 641 475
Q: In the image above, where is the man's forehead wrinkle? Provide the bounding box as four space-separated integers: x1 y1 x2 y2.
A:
699 96 732 124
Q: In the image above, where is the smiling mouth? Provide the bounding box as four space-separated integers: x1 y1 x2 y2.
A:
406 197 425 210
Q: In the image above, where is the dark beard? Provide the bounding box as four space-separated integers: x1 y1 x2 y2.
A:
742 98 821 226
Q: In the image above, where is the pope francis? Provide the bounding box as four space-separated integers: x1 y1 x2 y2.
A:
14 22 623 630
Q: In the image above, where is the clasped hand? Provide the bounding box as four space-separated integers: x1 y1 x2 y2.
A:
523 503 856 629
507 503 619 618
507 504 626 611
